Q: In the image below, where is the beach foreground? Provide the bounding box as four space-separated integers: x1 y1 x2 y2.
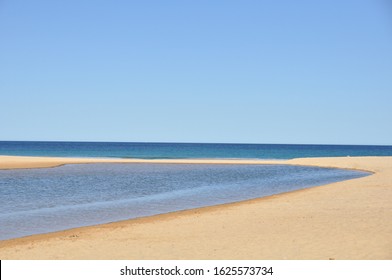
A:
0 156 391 259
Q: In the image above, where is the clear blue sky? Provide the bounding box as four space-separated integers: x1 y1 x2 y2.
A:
1 0 391 145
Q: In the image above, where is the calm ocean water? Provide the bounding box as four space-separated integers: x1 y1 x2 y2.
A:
0 163 368 240
1 141 392 159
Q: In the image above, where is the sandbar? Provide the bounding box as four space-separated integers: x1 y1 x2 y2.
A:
0 155 391 259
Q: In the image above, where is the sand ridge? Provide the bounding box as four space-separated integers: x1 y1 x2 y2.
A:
0 155 391 259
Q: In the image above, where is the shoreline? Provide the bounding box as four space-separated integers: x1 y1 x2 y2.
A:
0 155 391 259
0 155 287 170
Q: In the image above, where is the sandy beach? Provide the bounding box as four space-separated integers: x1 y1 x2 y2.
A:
0 155 391 259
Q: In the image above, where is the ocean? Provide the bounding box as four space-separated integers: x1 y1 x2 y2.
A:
1 141 392 159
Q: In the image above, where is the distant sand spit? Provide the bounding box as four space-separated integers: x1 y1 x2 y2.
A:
0 155 391 259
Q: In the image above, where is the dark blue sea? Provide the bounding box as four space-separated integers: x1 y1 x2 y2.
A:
1 141 392 159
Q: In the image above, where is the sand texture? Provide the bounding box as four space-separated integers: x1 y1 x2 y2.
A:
0 155 391 259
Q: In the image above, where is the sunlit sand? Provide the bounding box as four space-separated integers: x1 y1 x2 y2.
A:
0 155 391 259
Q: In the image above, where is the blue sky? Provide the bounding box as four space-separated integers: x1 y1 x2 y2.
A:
0 0 391 144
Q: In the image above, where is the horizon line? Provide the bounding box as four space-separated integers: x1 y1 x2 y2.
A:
0 140 391 147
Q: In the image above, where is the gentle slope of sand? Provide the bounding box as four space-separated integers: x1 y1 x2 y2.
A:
0 155 391 259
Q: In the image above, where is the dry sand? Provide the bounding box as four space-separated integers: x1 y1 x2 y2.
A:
0 155 391 259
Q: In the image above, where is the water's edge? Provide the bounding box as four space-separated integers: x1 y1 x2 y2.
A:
0 162 370 241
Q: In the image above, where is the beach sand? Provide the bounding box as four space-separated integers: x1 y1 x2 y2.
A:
0 155 391 259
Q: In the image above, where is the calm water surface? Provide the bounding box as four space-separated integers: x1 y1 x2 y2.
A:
0 163 369 240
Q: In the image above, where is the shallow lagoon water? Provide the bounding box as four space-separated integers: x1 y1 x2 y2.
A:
0 163 369 240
